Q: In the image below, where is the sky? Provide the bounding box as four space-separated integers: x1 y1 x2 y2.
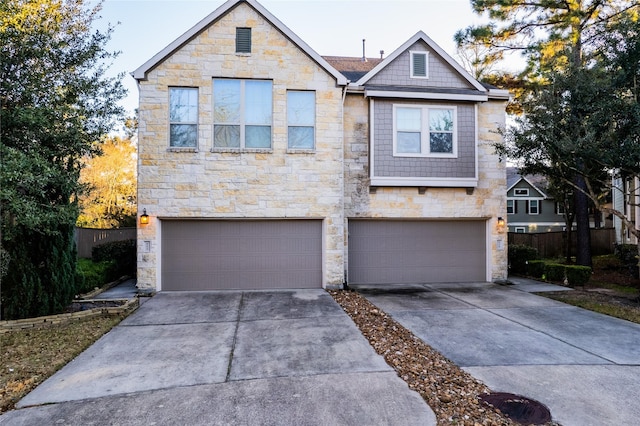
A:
94 0 497 116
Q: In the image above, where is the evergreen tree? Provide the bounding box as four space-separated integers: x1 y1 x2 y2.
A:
0 0 125 319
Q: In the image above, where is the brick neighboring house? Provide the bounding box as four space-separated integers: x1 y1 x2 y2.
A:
133 0 510 292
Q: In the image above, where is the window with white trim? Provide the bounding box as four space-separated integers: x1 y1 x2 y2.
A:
213 79 272 150
556 202 565 215
394 105 456 157
169 87 198 147
528 200 540 215
514 188 529 196
507 199 515 214
410 51 429 78
515 227 526 233
287 91 315 150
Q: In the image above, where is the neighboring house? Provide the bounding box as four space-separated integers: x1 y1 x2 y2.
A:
506 168 566 233
507 167 613 234
133 0 510 292
612 175 640 244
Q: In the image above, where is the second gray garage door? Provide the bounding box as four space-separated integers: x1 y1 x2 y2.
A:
348 220 486 284
162 220 322 291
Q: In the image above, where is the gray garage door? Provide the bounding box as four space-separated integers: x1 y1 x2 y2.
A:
162 220 322 291
348 220 486 284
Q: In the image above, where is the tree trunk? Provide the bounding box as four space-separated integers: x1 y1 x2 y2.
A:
574 174 592 267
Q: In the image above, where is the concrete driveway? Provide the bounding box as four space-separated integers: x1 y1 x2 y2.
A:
353 277 640 426
1 290 435 426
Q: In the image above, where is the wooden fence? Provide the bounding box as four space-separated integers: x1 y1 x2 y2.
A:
75 227 136 259
508 228 616 259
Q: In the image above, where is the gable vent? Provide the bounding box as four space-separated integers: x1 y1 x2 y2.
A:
411 52 428 78
236 27 251 53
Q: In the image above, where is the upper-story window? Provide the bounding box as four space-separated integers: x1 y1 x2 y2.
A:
236 27 251 53
287 91 315 150
213 79 272 150
410 51 429 79
514 188 529 196
528 199 540 215
169 87 198 147
507 199 516 214
394 105 456 157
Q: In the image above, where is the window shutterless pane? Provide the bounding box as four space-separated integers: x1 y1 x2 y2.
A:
288 127 314 149
214 80 241 123
397 107 421 131
170 124 197 147
214 125 240 148
430 133 453 153
245 125 271 148
170 88 198 122
429 109 453 131
287 92 315 126
397 131 421 153
245 80 272 125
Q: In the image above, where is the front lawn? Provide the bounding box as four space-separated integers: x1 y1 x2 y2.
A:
0 315 124 412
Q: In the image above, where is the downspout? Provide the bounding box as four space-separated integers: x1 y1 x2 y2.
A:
342 80 350 105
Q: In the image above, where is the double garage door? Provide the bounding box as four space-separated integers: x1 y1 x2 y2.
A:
161 219 487 290
161 220 323 291
348 220 487 285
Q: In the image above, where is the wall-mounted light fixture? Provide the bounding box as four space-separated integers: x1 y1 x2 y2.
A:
140 208 150 225
497 216 505 228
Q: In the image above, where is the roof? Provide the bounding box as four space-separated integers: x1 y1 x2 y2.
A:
132 0 347 85
352 31 487 93
323 56 383 82
507 167 549 198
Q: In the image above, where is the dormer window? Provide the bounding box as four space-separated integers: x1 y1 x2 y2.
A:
410 51 428 78
236 27 251 53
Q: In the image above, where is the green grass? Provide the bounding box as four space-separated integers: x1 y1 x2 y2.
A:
543 292 640 324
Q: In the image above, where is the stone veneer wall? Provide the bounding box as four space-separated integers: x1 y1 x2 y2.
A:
136 3 345 290
343 94 508 282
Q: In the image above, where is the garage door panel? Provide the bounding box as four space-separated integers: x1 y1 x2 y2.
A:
348 220 486 284
162 220 322 291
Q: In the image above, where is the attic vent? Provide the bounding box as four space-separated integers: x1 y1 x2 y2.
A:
411 51 428 78
236 27 251 53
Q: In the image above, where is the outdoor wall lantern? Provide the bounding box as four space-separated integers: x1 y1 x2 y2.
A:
140 208 150 225
497 217 505 228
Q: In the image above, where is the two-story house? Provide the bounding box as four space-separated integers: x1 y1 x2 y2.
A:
133 0 509 292
506 168 566 233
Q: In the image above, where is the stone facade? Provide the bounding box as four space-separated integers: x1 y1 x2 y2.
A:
136 2 345 290
135 0 509 291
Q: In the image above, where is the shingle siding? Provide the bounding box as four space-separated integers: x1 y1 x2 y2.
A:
367 41 473 89
373 100 476 178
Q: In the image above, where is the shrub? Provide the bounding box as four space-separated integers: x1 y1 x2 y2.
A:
545 263 566 282
565 265 592 287
75 258 117 294
92 239 136 279
614 243 639 278
508 244 538 274
527 260 546 278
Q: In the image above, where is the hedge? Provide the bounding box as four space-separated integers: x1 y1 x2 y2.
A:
565 265 592 286
509 244 538 274
92 239 136 278
527 260 546 278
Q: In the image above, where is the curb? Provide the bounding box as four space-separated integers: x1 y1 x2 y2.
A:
0 298 139 333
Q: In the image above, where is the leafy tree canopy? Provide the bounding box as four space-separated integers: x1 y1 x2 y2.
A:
0 0 126 319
